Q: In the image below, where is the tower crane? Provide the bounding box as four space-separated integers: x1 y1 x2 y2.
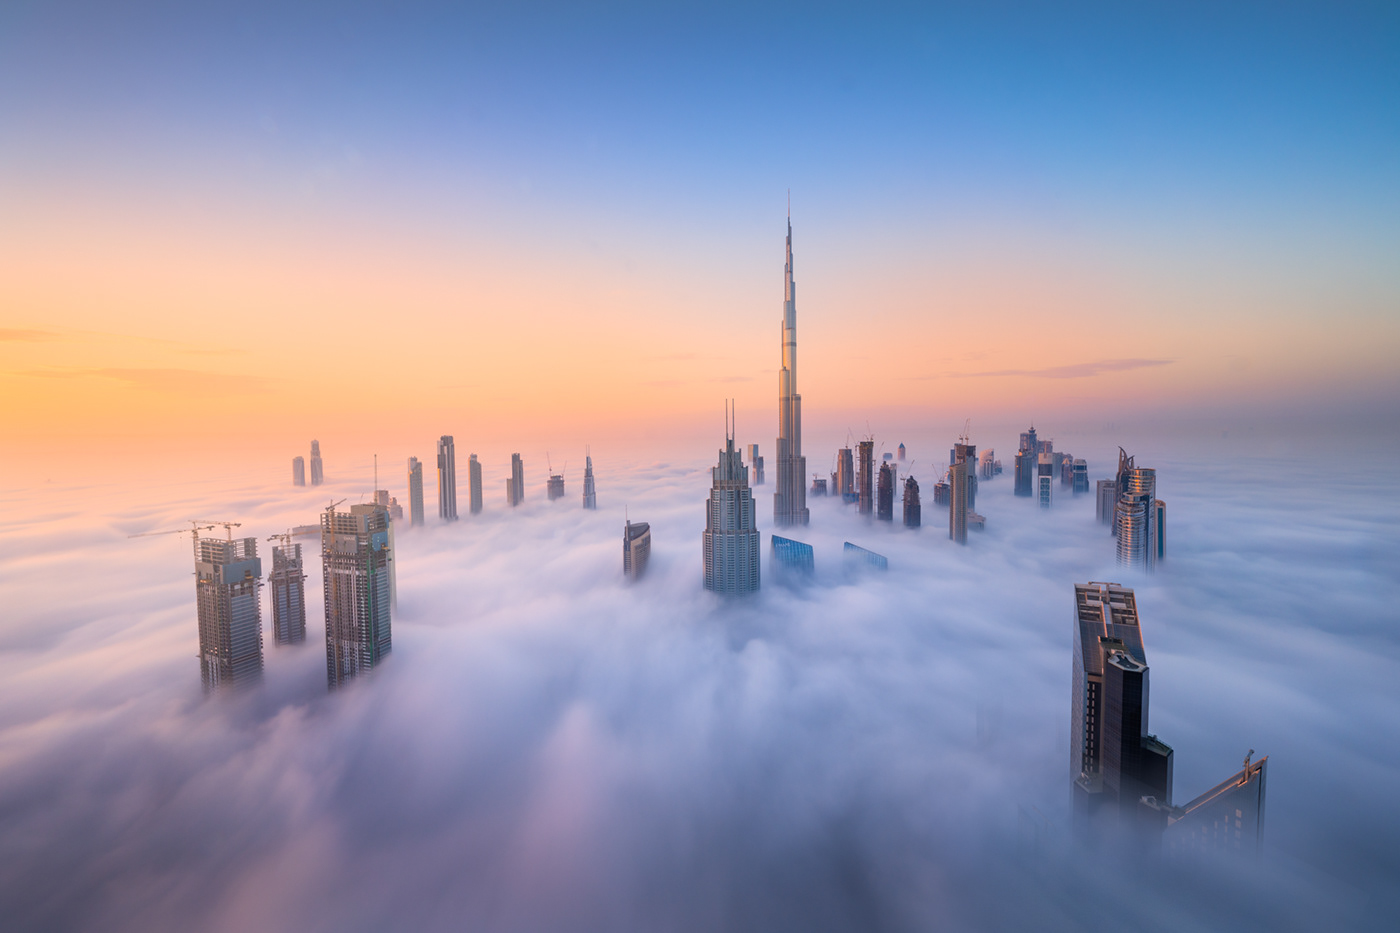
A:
128 519 242 553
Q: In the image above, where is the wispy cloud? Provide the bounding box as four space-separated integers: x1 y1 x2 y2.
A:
951 358 1174 379
9 367 270 393
0 328 60 342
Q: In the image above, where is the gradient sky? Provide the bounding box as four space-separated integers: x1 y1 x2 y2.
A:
2 1 1397 465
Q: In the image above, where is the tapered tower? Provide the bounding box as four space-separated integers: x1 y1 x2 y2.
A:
773 210 809 527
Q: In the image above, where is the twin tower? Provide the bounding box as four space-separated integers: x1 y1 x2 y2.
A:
704 214 807 593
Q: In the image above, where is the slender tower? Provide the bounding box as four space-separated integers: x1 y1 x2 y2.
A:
704 402 761 594
437 436 458 521
773 208 809 527
582 451 597 509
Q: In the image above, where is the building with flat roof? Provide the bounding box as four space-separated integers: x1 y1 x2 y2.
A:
468 453 483 514
877 462 895 521
810 475 827 497
951 441 975 543
310 440 324 486
1038 453 1054 509
835 446 855 502
546 471 565 500
856 440 875 516
437 436 458 521
507 453 525 506
407 456 425 527
903 475 921 528
268 540 307 646
292 456 306 486
322 502 393 689
196 535 264 690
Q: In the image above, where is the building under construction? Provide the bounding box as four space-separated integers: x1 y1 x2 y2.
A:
195 535 264 690
268 540 307 645
856 440 874 515
322 502 393 689
903 475 921 528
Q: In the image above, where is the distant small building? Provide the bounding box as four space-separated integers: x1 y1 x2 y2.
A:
979 449 995 480
407 457 425 526
810 476 828 497
507 453 525 506
843 541 887 571
1096 479 1119 525
771 534 814 575
897 443 906 461
933 481 950 506
746 444 765 485
1073 459 1089 494
468 454 483 514
1038 453 1054 509
623 520 650 579
292 456 306 487
547 473 565 500
967 511 985 531
437 436 458 521
310 440 325 486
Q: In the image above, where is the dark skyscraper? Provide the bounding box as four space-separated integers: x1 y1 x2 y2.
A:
195 534 264 691
746 444 765 485
704 404 760 594
877 462 895 521
623 520 650 579
1071 582 1174 840
582 452 597 509
267 538 307 646
468 453 483 514
322 502 393 689
773 214 809 527
771 534 815 575
1150 754 1268 858
507 453 525 506
1014 448 1033 497
292 456 306 486
903 475 921 528
951 441 975 544
437 436 458 521
309 440 324 486
1038 453 1054 509
407 456 425 527
546 470 565 500
856 440 875 516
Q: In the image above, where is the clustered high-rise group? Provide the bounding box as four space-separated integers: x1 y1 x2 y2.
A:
144 209 1255 864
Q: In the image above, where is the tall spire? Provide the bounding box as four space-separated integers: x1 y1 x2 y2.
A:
774 205 809 527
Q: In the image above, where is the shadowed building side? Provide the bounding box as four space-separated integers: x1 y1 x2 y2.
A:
623 520 650 579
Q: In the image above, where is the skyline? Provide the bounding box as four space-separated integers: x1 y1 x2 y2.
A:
2 3 1398 465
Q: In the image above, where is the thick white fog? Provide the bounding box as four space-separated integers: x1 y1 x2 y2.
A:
2 435 1397 931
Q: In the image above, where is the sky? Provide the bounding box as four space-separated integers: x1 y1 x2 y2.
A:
1 1 1398 470
2 4 1399 929
3 439 1399 931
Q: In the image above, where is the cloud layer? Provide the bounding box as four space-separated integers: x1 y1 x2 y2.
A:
1 436 1397 931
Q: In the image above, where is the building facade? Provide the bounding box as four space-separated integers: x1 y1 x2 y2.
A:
437 435 458 521
547 471 565 500
583 453 597 509
507 453 525 506
321 502 393 689
1038 453 1054 509
623 520 650 579
773 216 809 527
950 442 975 543
746 444 765 485
877 462 895 521
407 456 425 526
703 410 760 594
195 535 264 690
469 453 483 514
903 475 921 528
268 541 307 646
836 447 855 502
856 440 875 515
771 534 814 575
292 456 306 486
310 440 324 486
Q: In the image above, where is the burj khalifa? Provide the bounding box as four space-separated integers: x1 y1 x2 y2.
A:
773 212 809 527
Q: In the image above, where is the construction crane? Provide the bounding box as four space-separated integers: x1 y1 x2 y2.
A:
267 527 318 551
959 418 972 444
128 519 242 556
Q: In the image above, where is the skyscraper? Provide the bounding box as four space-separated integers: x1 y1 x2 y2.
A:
268 540 307 645
1071 582 1174 838
582 453 597 509
1151 754 1268 857
292 456 306 486
979 449 996 481
1115 454 1158 569
507 453 525 506
746 444 765 485
322 502 393 689
1096 479 1119 525
703 405 760 594
623 520 650 579
1038 453 1054 509
771 534 814 574
877 462 895 521
773 214 809 527
810 475 828 497
836 447 855 502
546 471 565 500
1014 449 1033 497
407 457 425 527
1019 426 1038 458
903 475 921 528
1073 459 1089 494
468 453 483 514
309 440 324 486
437 436 458 521
950 441 975 544
195 535 263 690
856 439 875 515
842 541 888 570
897 442 906 461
